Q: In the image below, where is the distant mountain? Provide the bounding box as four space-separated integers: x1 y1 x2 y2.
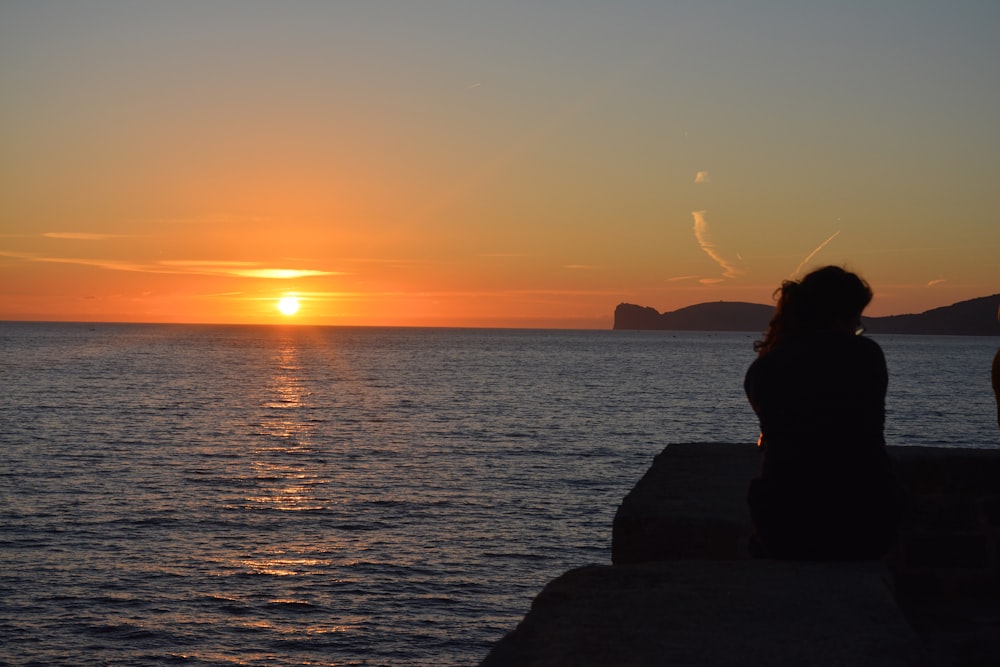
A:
614 301 774 332
864 294 1000 336
614 294 1000 336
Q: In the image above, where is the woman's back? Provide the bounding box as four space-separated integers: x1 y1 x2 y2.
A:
744 266 900 560
746 331 889 477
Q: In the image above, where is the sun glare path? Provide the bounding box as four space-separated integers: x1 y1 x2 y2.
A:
277 297 300 316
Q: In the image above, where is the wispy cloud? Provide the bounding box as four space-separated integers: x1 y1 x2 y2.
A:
694 171 710 184
927 278 948 287
158 260 260 268
3 252 343 279
43 232 133 240
0 250 39 260
791 230 840 277
32 256 152 273
691 210 742 282
155 261 343 279
226 268 340 279
160 261 344 277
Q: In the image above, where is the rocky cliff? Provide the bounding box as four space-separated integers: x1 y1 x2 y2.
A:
864 294 1000 336
614 301 773 332
614 293 1000 336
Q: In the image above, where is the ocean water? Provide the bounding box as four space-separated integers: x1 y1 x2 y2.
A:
1 323 997 666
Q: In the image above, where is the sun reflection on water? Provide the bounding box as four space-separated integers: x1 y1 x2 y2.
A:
238 554 332 577
201 332 373 658
248 336 329 513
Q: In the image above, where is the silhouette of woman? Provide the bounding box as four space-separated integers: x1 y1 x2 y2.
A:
745 266 899 560
993 305 1000 430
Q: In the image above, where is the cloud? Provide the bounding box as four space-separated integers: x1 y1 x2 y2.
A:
0 250 38 260
927 278 948 287
43 232 131 240
156 261 343 278
158 260 259 268
226 268 340 279
32 256 152 273
791 230 841 277
4 252 342 279
694 171 710 184
691 210 742 280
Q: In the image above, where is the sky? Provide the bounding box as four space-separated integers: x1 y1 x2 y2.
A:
2 1 998 328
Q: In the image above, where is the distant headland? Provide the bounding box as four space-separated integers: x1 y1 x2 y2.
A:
613 294 1000 336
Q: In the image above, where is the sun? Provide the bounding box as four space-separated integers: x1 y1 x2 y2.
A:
277 296 300 316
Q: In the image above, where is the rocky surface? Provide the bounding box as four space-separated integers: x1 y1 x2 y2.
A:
480 443 1000 666
481 560 924 667
611 442 757 564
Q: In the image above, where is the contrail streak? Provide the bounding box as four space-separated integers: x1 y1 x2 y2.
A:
792 230 841 277
691 211 741 280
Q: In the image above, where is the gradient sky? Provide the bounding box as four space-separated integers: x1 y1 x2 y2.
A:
2 1 998 327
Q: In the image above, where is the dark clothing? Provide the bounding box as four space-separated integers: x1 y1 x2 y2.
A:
992 348 1000 429
745 332 899 560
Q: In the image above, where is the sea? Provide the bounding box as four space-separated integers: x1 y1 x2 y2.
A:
1 323 997 666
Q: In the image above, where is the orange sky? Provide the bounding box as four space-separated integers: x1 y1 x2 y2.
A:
2 2 998 327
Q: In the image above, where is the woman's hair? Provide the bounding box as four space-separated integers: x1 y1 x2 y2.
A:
754 265 873 355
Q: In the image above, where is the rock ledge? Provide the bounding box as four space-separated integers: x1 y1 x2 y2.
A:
480 443 1000 666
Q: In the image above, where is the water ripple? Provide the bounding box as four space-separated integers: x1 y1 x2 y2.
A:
1 324 996 665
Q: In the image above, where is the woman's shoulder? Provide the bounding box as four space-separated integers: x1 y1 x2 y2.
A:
752 331 883 360
853 333 885 355
769 331 884 361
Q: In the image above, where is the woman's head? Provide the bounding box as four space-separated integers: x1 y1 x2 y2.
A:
755 265 872 355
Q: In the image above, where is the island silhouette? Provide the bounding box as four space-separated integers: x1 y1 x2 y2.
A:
614 294 1000 336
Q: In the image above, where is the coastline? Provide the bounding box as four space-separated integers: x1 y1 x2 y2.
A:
614 294 1000 336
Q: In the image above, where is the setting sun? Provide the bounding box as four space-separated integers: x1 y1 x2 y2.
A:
1 3 997 329
277 297 300 316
